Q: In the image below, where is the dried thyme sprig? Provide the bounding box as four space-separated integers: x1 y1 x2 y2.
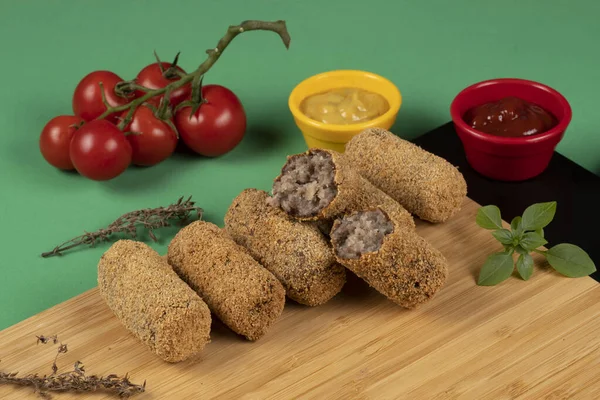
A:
41 196 202 258
36 335 58 345
0 336 146 398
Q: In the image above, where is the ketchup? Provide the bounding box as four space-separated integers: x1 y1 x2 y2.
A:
464 96 557 137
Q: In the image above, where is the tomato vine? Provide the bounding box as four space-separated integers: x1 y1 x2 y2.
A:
95 20 291 130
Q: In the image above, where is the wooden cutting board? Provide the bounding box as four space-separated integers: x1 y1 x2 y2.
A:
1 198 599 400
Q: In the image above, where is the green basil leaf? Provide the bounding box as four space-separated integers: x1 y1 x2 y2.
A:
477 252 515 286
492 229 514 245
535 228 544 238
519 232 548 251
510 216 523 233
514 246 529 255
545 244 597 278
516 253 534 280
521 202 557 231
476 205 503 230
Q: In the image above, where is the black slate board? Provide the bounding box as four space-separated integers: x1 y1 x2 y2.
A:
414 122 600 283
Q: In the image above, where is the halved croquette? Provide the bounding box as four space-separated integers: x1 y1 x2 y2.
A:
331 208 448 308
269 148 415 230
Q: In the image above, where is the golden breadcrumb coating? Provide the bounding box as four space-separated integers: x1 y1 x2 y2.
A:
331 208 448 308
271 148 415 230
345 127 467 223
168 221 286 341
98 240 211 363
225 188 346 306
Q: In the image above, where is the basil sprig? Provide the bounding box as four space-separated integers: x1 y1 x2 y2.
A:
476 202 596 286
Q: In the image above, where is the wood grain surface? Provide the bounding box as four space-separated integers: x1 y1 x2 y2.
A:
1 198 598 400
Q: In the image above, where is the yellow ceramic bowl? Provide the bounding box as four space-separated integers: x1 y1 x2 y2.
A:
288 70 402 152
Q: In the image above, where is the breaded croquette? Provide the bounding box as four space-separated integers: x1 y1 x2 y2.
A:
330 208 448 308
269 148 414 231
225 188 346 306
98 240 211 363
168 221 286 341
345 128 467 223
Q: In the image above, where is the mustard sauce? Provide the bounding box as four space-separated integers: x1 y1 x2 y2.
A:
301 88 389 125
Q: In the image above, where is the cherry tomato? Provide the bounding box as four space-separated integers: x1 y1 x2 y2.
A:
121 105 178 167
69 120 132 181
39 115 85 170
174 85 246 157
72 71 129 122
136 62 191 107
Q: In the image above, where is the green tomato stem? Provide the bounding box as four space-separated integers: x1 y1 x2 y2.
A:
95 20 291 123
190 74 205 106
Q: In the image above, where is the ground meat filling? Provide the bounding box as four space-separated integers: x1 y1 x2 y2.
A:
270 150 337 218
331 209 394 259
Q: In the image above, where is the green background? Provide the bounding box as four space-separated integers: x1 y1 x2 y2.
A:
0 0 598 330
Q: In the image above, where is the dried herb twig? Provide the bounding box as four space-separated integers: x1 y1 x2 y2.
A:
41 196 202 258
36 335 58 345
0 335 145 398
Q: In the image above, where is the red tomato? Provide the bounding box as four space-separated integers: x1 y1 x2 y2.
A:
72 71 129 122
136 62 191 107
121 105 178 167
69 120 132 181
174 85 246 157
39 115 85 170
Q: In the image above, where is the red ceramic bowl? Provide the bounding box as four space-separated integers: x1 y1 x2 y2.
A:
450 78 572 181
